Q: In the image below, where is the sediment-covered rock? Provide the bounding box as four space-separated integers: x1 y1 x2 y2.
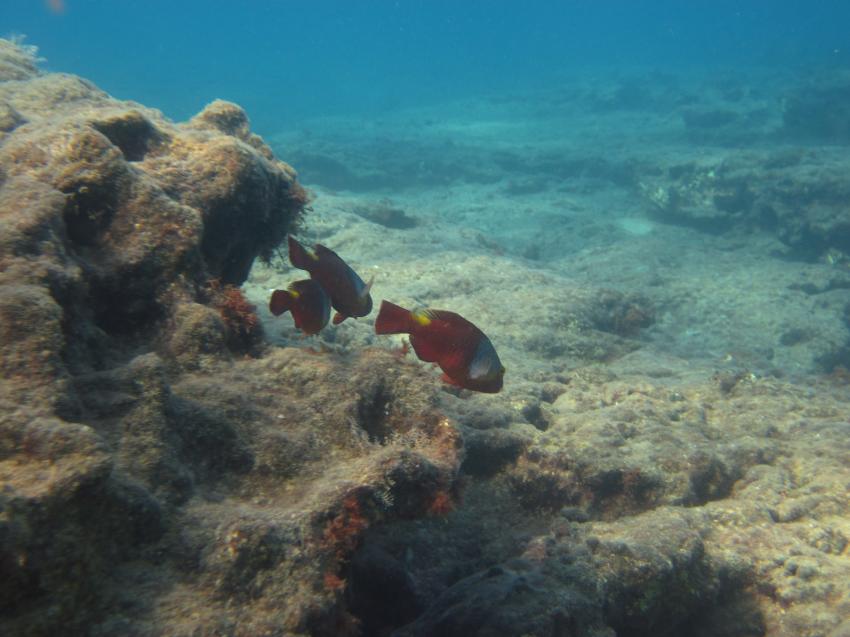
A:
361 362 849 637
637 149 850 260
0 39 308 404
0 38 463 636
782 70 850 144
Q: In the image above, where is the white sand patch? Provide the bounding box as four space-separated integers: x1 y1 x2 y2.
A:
616 216 655 236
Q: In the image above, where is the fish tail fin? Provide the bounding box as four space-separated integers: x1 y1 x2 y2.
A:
375 300 412 334
288 236 314 270
269 290 293 316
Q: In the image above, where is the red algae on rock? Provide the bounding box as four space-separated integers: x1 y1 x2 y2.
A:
206 279 264 354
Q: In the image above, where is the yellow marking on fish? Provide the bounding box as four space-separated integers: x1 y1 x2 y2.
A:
288 289 301 299
412 311 431 327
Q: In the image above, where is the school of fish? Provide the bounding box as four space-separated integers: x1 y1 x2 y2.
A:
270 237 505 393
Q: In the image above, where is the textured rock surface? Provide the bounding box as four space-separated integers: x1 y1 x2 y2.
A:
782 71 850 144
358 362 849 637
0 39 308 404
4 38 850 637
637 151 850 259
0 39 464 636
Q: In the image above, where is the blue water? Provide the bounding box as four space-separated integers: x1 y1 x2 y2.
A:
3 0 849 135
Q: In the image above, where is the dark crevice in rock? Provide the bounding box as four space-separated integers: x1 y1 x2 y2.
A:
356 379 393 443
87 264 167 337
345 542 421 637
684 456 739 507
61 181 118 246
815 341 850 373
92 111 165 162
168 396 255 480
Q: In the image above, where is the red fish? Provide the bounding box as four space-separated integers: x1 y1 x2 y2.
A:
269 279 331 335
374 300 505 393
288 236 373 325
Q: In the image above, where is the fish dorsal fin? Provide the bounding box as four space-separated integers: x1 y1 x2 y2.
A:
269 289 293 316
313 244 336 261
288 236 320 270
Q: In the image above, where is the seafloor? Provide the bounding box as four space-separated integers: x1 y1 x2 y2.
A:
1 39 849 637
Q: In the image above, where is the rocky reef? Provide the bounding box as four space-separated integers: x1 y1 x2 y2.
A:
2 38 850 637
0 39 461 636
637 150 850 262
346 354 848 637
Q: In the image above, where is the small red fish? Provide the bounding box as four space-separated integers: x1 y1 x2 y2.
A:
269 279 331 335
288 236 373 325
374 300 505 393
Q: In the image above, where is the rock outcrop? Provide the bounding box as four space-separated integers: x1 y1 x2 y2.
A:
0 39 462 636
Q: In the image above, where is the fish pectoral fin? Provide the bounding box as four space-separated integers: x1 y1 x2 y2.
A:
333 312 347 325
288 236 318 270
436 347 467 371
440 372 463 387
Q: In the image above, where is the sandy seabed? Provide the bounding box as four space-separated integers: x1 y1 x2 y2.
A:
249 68 850 636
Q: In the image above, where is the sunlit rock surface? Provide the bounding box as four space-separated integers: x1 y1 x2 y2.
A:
0 39 462 636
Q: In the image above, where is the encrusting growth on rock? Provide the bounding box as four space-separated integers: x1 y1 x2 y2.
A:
0 38 464 636
206 279 264 354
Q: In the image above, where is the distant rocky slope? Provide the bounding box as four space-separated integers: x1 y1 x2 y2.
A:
285 70 850 264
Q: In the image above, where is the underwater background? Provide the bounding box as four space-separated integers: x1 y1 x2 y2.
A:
5 0 850 131
2 1 850 637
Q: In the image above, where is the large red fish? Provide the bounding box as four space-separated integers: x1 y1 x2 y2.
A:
288 236 373 325
269 279 331 335
374 300 505 393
